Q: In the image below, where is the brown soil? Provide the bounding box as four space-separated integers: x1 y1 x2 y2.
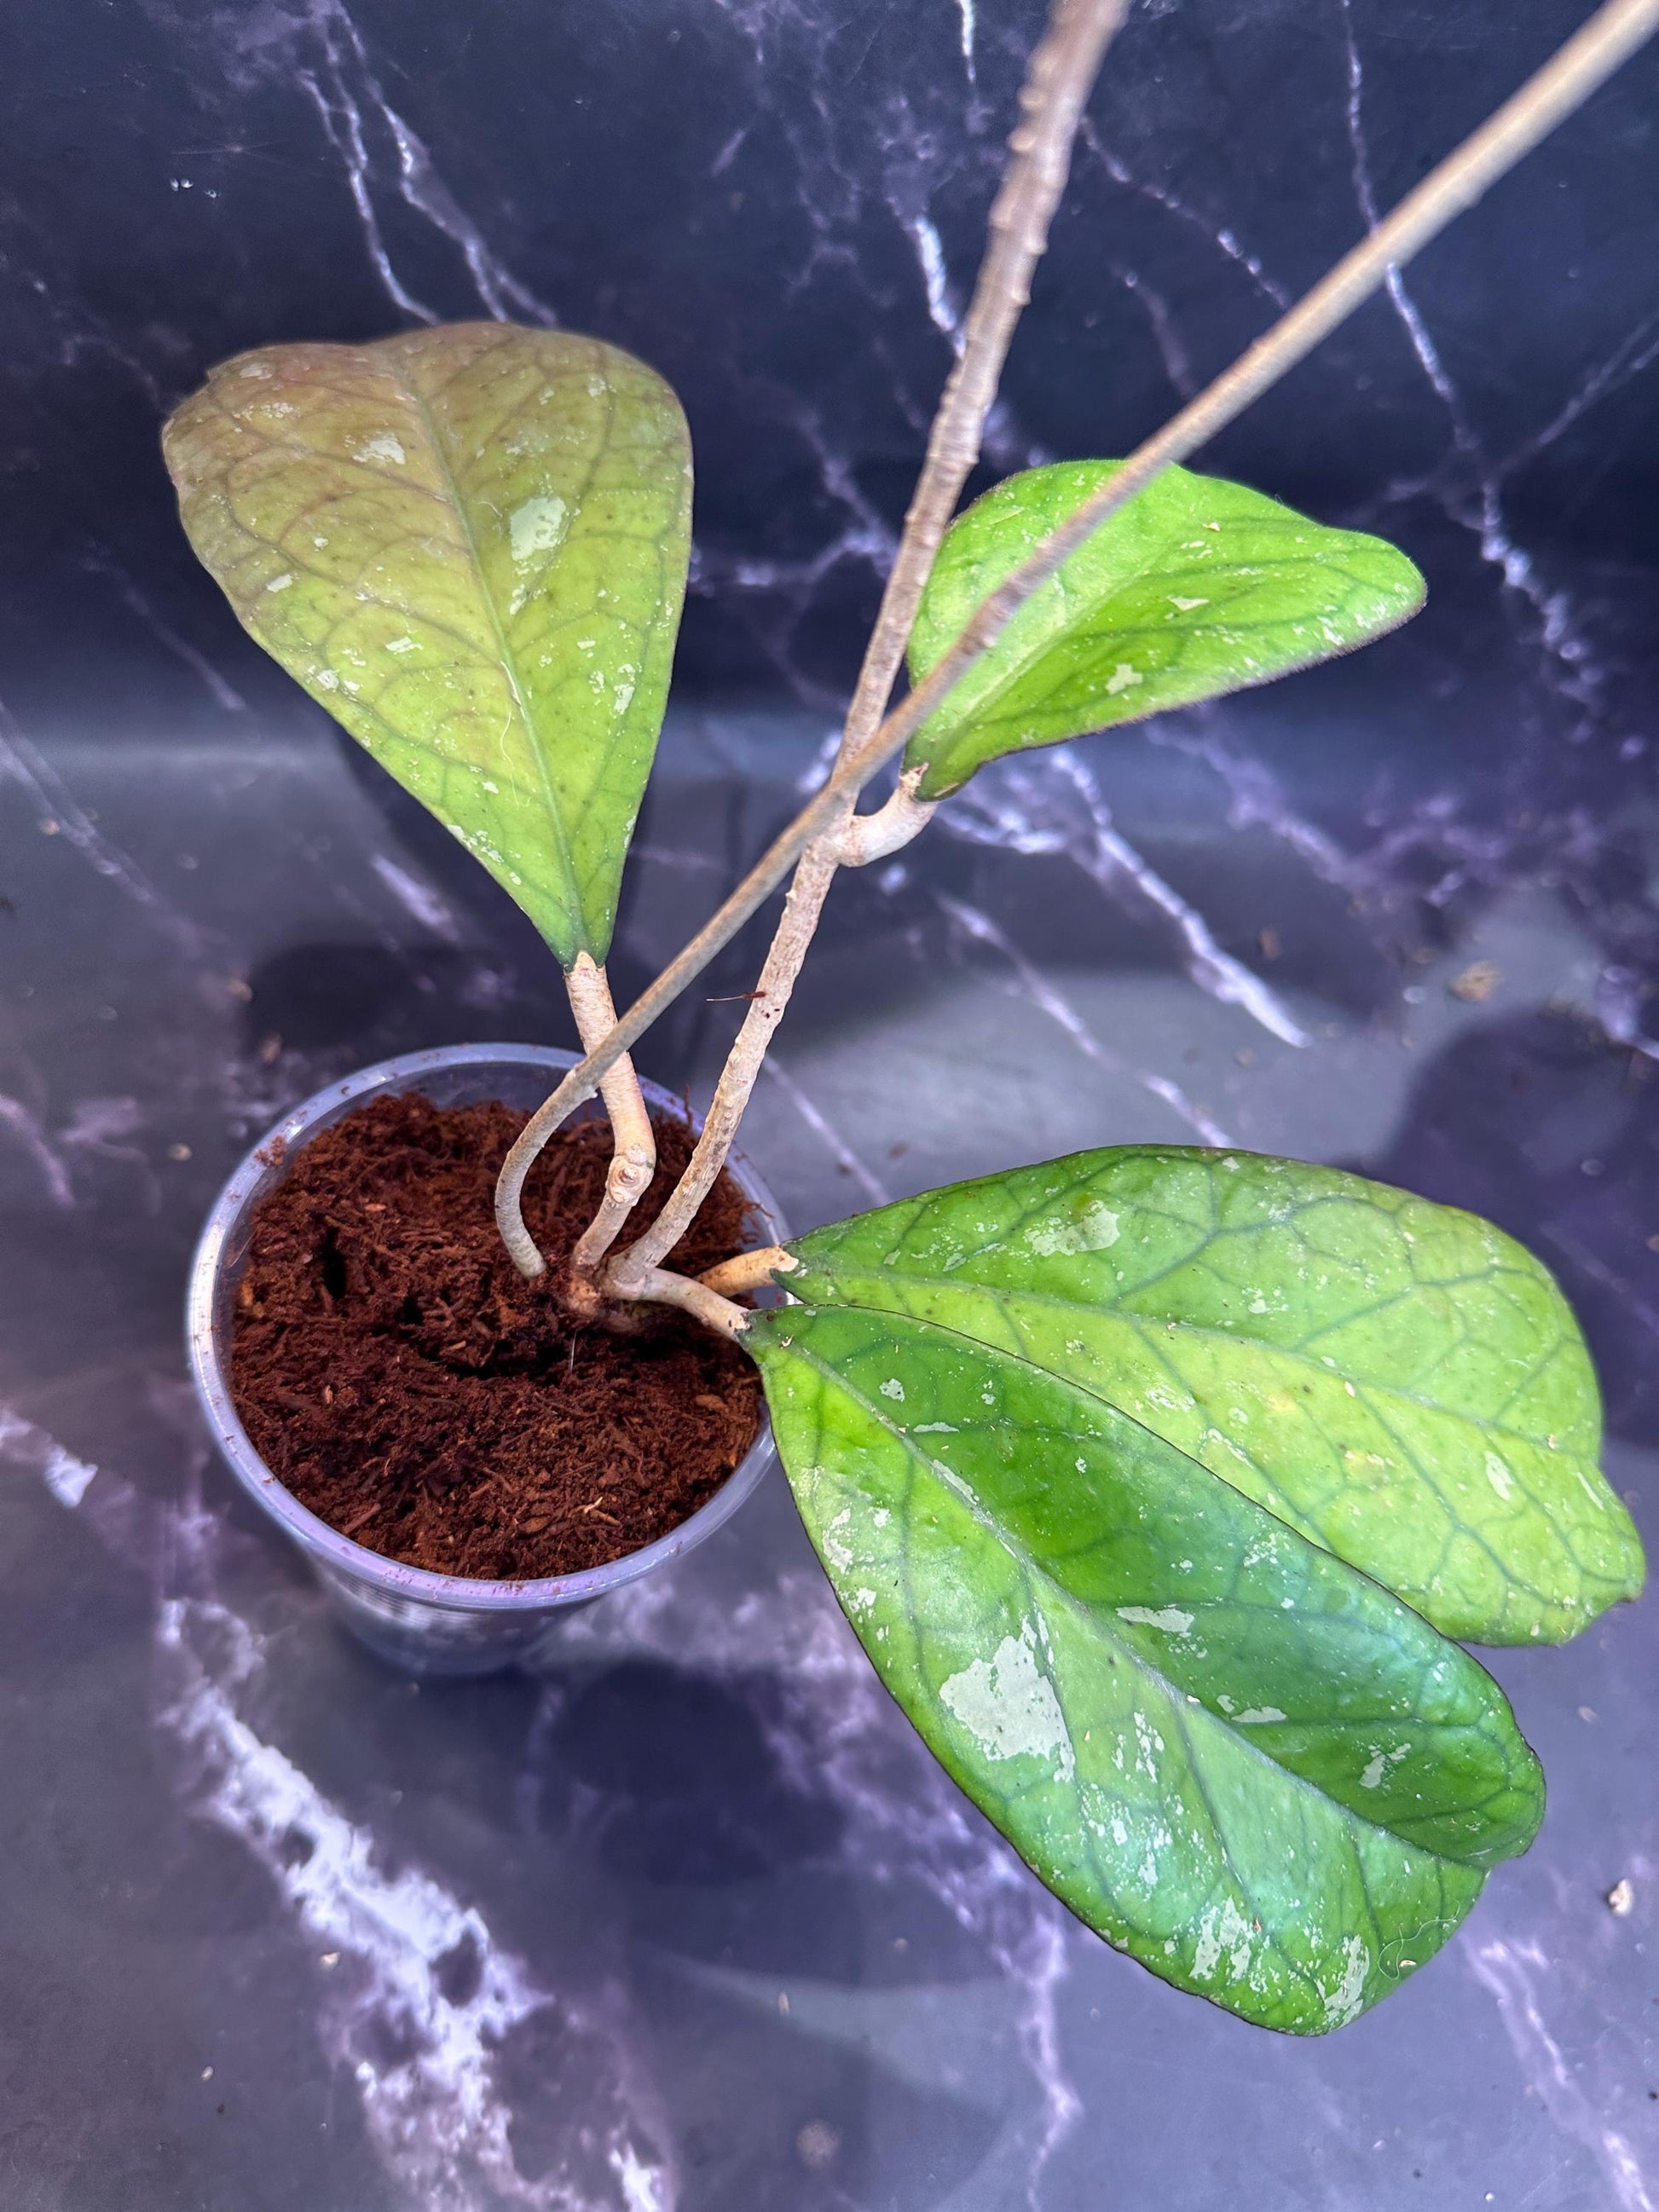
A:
228 1091 765 1580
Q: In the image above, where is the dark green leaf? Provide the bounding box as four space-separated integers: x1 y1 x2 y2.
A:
904 460 1425 796
163 322 691 967
751 1296 1542 2034
771 1148 1641 1644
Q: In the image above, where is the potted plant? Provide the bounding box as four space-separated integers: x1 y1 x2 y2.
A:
169 0 1653 2035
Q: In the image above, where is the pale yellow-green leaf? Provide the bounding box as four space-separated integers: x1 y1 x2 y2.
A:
163 322 691 965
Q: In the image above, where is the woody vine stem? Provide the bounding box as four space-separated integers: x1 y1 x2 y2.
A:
494 0 1659 1331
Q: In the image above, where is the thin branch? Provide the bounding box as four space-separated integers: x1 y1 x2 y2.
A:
616 0 1128 1285
558 956 657 1284
836 0 1133 774
498 0 1128 1280
611 0 1128 1296
700 1245 799 1298
607 765 939 1292
607 845 841 1288
496 0 1659 1281
618 1264 752 1343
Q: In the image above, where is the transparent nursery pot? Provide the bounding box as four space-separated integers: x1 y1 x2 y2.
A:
186 1042 783 1676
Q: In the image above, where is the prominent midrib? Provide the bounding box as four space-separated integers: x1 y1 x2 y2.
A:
767 1315 1495 1874
389 350 586 953
796 1262 1586 1458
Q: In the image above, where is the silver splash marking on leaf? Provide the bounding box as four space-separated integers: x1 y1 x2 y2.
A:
940 1626 1076 1783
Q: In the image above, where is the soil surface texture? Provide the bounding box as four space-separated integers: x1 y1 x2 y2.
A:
230 1091 766 1580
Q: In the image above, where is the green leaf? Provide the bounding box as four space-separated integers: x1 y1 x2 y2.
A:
162 322 692 967
751 1298 1543 2034
771 1148 1642 1644
904 460 1425 797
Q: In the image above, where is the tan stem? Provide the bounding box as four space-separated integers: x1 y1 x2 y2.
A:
835 0 1132 773
609 768 939 1293
699 1245 800 1299
562 955 657 1280
607 846 842 1290
833 768 938 867
601 0 1124 1288
494 0 1121 1284
494 0 1659 1281
608 771 942 1286
619 1264 751 1343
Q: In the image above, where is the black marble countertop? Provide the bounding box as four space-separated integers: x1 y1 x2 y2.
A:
3 651 1656 2209
4 0 1659 2203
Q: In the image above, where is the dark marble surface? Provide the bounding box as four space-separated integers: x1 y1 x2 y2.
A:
4 0 1659 699
3 0 1659 2205
3 680 1657 2210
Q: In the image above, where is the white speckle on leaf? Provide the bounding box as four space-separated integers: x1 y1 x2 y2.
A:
315 669 339 691
1234 1707 1286 1725
939 1624 1074 1782
912 1422 957 1435
1104 662 1142 695
509 494 569 563
1116 1605 1194 1635
266 573 294 594
1169 595 1210 612
821 1510 853 1573
871 1508 889 1528
1025 1201 1120 1256
237 361 272 379
385 636 417 655
1322 1935 1370 2028
354 430 406 465
1193 1897 1255 1983
1484 1452 1516 1502
1359 1743 1410 1790
878 1377 905 1402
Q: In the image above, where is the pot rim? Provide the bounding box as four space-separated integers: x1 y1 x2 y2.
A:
185 1041 784 1614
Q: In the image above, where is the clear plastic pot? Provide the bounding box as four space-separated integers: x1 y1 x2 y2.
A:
186 1042 783 1675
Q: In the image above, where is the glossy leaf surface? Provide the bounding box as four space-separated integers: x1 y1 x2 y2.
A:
751 1293 1543 2033
904 460 1425 796
770 1147 1641 1643
163 322 691 966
